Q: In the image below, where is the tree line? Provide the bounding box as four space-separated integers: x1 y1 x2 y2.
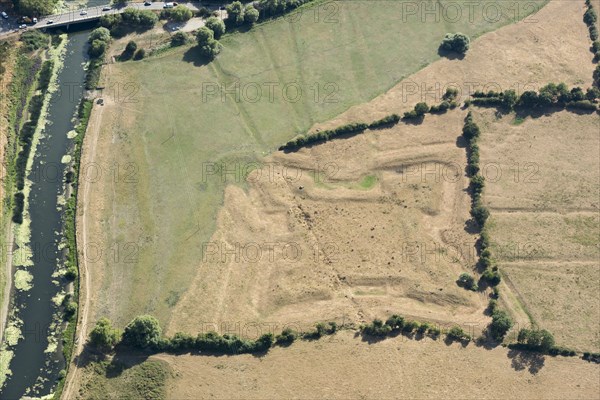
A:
89 315 338 355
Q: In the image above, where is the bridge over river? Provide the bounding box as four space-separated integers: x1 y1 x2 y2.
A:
30 1 204 30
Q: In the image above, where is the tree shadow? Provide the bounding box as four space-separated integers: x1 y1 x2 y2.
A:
437 47 465 60
474 335 501 351
182 46 212 67
455 135 467 149
443 336 470 348
402 116 426 125
73 345 108 369
507 348 546 374
463 217 480 235
105 345 151 378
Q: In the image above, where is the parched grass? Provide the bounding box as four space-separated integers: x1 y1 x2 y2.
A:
92 0 548 328
478 109 600 351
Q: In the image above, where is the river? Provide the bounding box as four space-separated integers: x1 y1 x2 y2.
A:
1 29 88 399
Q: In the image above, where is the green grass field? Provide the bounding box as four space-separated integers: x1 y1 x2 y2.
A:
78 359 170 400
92 0 547 329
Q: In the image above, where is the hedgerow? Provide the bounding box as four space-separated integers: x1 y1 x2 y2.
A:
279 122 368 150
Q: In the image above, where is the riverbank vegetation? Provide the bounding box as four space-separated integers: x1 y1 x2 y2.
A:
54 98 93 400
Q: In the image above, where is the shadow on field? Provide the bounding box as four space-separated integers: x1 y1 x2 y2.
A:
507 348 546 374
437 47 465 60
182 47 213 67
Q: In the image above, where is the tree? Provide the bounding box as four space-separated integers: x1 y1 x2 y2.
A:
226 1 245 25
245 5 260 25
122 315 162 348
89 318 121 351
471 203 489 227
16 0 56 16
89 27 111 44
171 5 193 22
138 10 159 27
518 90 539 108
517 328 555 352
414 102 430 116
586 87 600 101
100 14 123 29
112 0 128 6
447 326 470 341
489 309 513 341
196 27 222 59
440 32 470 55
502 90 518 109
88 39 108 58
205 17 226 39
584 7 597 25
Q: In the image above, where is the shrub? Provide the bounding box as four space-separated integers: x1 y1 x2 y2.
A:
517 328 555 352
402 320 420 333
428 326 441 338
417 322 431 334
470 175 485 198
361 319 392 337
402 110 418 120
21 30 49 51
120 40 137 60
171 31 189 46
443 87 459 101
586 87 600 101
414 102 430 116
482 268 501 286
462 114 480 141
205 17 226 39
440 32 470 54
122 315 162 349
64 301 77 319
280 122 367 150
385 314 405 331
275 328 297 346
584 7 597 26
471 203 489 227
457 272 478 291
368 113 400 129
447 326 470 341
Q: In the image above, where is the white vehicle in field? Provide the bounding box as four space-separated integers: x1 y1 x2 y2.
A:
163 2 174 8
1 12 8 19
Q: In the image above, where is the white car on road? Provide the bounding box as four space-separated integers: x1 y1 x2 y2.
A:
80 10 88 15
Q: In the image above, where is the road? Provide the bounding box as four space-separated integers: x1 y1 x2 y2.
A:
32 2 205 29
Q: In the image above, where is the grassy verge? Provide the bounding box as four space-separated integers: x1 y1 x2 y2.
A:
53 99 93 400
